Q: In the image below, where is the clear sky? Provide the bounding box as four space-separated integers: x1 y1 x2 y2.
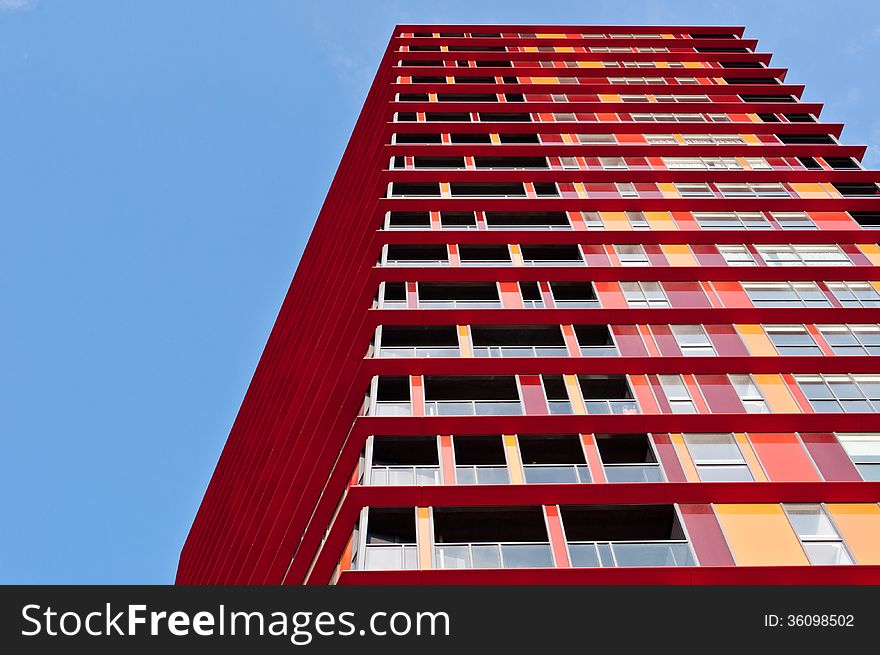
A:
1 0 879 584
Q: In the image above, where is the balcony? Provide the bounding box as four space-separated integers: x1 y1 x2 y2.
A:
435 542 554 569
377 325 460 358
425 399 523 416
567 541 695 567
471 325 568 358
417 282 502 309
424 376 523 415
596 434 664 482
520 435 591 483
369 466 440 485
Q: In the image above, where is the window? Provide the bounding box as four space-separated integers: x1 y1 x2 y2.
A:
694 212 771 230
755 245 851 266
599 156 627 169
595 434 664 482
615 244 649 266
827 281 880 307
817 324 880 356
578 375 639 414
369 436 440 485
658 375 697 413
783 504 852 565
362 508 418 570
671 325 715 356
718 245 756 266
621 282 669 307
836 433 880 481
683 433 753 481
764 325 822 356
675 182 714 197
615 182 638 198
729 374 769 413
795 374 880 413
742 282 830 307
682 134 745 145
664 157 741 170
645 134 678 145
577 133 617 144
453 436 510 484
542 376 573 415
772 212 817 229
575 325 619 356
625 211 650 229
716 182 789 198
518 435 590 484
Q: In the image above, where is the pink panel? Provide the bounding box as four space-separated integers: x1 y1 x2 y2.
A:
612 325 648 356
519 375 549 415
679 504 736 566
705 324 750 356
644 244 669 266
691 244 726 267
800 433 862 481
695 375 745 413
651 433 686 482
650 325 682 356
662 281 711 307
581 244 611 266
647 375 671 413
749 433 821 481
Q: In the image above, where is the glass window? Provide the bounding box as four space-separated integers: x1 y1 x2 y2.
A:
718 245 756 266
683 433 752 481
772 212 817 229
827 281 880 307
836 433 880 481
783 504 852 565
658 375 697 413
756 245 851 266
625 211 650 229
742 282 830 307
818 324 880 356
615 244 649 266
795 375 880 413
694 212 771 230
671 325 715 356
764 325 822 356
675 182 714 197
621 281 669 307
729 374 770 413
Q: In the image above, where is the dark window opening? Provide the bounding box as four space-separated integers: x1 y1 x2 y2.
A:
391 182 440 197
500 133 540 144
778 133 835 144
419 282 499 301
458 244 513 264
476 59 511 67
726 77 778 85
485 211 567 227
450 182 526 196
824 157 860 170
453 435 506 465
413 156 466 169
366 508 416 544
518 434 585 465
783 113 815 123
382 282 406 301
438 93 498 102
560 505 685 541
448 45 507 52
505 93 525 102
372 436 439 467
797 156 822 170
450 132 493 144
479 112 532 122
398 93 429 101
425 112 471 122
596 434 657 465
522 244 581 263
376 376 410 402
380 325 458 348
850 212 880 228
386 244 448 263
411 76 445 83
441 211 477 228
394 132 442 143
574 325 618 354
757 113 780 122
425 376 519 400
433 507 548 543
387 211 430 228
720 61 762 68
740 94 794 102
834 183 880 197
533 182 560 197
550 281 598 303
471 325 565 347
475 156 548 169
579 375 634 400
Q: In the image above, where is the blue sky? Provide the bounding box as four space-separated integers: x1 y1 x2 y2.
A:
1 0 879 584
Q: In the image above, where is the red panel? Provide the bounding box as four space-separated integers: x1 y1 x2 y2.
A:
651 433 686 482
800 433 861 482
678 504 735 566
748 433 821 482
705 324 749 356
650 325 681 357
612 325 648 356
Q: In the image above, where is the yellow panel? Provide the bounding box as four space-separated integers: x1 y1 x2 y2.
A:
657 182 679 198
684 61 703 68
509 244 524 266
503 435 524 484
574 182 587 198
578 61 603 68
736 324 777 356
827 504 880 564
661 244 697 266
754 374 800 413
563 375 586 415
661 34 674 39
715 504 809 565
646 211 677 230
746 114 761 123
532 76 557 84
537 33 564 38
734 433 768 482
556 46 574 53
857 244 880 266
790 183 830 199
599 94 620 103
561 133 575 144
601 211 629 230
669 433 699 482
656 61 670 68
489 133 501 144
742 134 761 144
439 182 450 197
821 182 840 197
417 507 432 569
871 281 880 294
457 325 473 358
524 46 538 53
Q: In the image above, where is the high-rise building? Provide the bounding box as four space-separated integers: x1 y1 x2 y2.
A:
178 25 880 585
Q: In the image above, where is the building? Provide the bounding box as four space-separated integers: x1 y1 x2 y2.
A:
177 25 880 585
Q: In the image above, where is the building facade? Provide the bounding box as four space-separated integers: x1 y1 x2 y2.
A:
178 25 880 585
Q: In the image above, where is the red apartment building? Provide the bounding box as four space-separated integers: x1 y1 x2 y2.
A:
177 25 880 585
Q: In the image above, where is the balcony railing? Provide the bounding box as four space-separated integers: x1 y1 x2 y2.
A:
523 259 584 267
435 542 554 569
369 466 441 486
473 345 569 358
548 400 575 415
487 224 571 230
459 260 514 266
384 259 449 267
579 345 619 357
603 463 664 483
372 402 412 416
424 400 523 416
419 299 503 309
552 299 600 308
362 544 418 570
378 346 461 358
583 399 639 414
455 465 510 484
567 540 695 568
523 464 591 484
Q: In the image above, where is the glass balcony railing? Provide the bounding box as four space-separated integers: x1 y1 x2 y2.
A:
419 299 503 309
567 541 695 568
523 464 591 484
424 400 523 416
583 399 639 414
378 346 460 358
487 224 571 230
548 400 575 414
459 260 514 266
362 544 419 570
522 299 545 309
455 465 510 484
473 345 569 357
579 345 619 357
435 542 554 569
602 464 664 483
552 299 600 308
369 466 441 486
523 260 584 267
372 402 412 416
384 259 450 267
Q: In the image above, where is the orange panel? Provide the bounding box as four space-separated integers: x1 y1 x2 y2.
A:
580 434 605 483
748 433 821 481
417 507 432 569
754 374 800 413
714 504 809 566
827 504 880 564
737 325 777 356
